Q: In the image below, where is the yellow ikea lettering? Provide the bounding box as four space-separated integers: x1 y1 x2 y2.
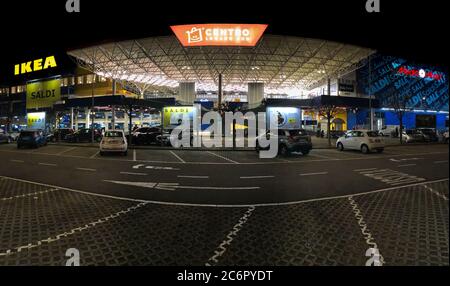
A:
14 56 57 75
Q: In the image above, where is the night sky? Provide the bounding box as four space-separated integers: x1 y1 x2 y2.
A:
0 0 448 84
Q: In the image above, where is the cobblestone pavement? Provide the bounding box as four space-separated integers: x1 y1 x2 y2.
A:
0 176 448 266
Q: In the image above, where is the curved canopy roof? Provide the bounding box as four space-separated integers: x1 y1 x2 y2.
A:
68 35 374 95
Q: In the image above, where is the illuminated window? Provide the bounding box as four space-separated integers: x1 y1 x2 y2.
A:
77 76 84 85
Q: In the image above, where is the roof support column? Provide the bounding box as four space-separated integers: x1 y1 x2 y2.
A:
248 82 264 107
178 82 196 105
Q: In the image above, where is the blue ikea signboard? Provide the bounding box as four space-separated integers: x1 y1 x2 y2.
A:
357 54 449 112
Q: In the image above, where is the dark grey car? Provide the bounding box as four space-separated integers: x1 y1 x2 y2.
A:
256 129 312 156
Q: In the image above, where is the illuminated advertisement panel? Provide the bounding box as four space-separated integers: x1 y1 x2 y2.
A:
162 106 195 129
266 107 302 130
356 54 449 111
27 112 46 130
171 24 267 47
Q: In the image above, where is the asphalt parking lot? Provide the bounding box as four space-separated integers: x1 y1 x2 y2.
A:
0 143 448 265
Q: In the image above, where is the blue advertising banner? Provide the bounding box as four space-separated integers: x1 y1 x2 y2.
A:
356 54 448 112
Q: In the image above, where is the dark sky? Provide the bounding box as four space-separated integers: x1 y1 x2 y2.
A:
0 0 448 82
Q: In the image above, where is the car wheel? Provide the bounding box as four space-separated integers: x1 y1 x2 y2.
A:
337 142 344 151
361 144 369 154
99 151 104 156
17 144 21 149
279 144 290 157
301 149 310 155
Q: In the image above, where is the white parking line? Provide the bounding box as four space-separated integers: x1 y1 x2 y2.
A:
240 175 275 179
353 168 378 172
90 151 100 158
38 163 57 167
398 164 416 168
169 151 185 163
423 185 449 201
206 151 239 164
10 159 24 163
56 147 77 155
177 175 209 179
120 172 147 176
299 172 328 176
133 149 137 161
434 160 448 164
76 168 97 172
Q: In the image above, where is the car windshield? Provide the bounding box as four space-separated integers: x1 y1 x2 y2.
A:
288 130 307 136
20 131 35 137
104 131 123 137
366 131 379 137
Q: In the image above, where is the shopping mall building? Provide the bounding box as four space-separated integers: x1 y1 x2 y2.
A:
0 24 448 133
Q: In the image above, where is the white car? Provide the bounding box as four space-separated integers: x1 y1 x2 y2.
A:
336 130 385 154
100 130 128 156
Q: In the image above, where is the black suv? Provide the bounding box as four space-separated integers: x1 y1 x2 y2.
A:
256 129 312 156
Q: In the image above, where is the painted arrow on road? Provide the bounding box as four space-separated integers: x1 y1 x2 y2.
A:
132 164 179 170
389 158 424 163
104 180 260 191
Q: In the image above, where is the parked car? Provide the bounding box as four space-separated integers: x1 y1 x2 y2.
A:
100 130 128 156
65 128 102 143
156 129 194 147
131 126 162 145
17 130 47 149
416 128 439 142
0 132 13 144
336 130 384 154
47 128 74 142
328 130 346 139
256 129 312 156
379 125 400 137
402 129 426 143
443 130 449 143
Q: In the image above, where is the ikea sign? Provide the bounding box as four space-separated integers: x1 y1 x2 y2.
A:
14 56 57 76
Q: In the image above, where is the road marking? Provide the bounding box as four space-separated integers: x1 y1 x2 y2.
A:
75 167 97 172
309 152 333 159
397 164 416 168
56 147 77 155
0 148 448 165
240 175 275 179
0 202 148 257
0 175 448 208
206 151 239 164
103 180 259 191
89 151 100 158
389 158 423 162
206 206 255 266
169 151 185 163
353 168 377 172
133 149 136 161
120 172 147 176
356 168 425 186
133 164 180 170
299 172 328 176
0 188 58 201
10 159 24 163
38 163 57 167
348 196 384 266
177 175 209 179
423 185 448 201
434 160 448 164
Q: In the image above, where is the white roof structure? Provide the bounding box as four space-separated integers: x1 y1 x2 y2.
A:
68 35 374 95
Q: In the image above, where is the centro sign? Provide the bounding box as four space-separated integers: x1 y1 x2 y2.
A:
171 24 267 47
14 56 57 75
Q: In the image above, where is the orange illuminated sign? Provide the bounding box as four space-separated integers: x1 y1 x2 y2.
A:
170 24 267 47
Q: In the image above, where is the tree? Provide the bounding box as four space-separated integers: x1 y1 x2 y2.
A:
311 96 340 147
385 92 413 144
